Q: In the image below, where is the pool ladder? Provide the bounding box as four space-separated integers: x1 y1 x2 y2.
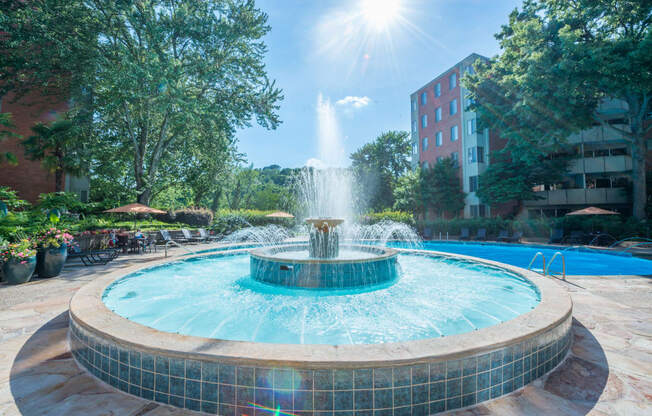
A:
528 251 566 280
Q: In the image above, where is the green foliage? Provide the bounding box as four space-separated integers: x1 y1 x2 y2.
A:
464 0 652 218
0 113 19 165
420 158 466 217
170 209 214 227
211 209 295 234
0 187 30 210
37 192 89 214
351 131 412 211
393 170 421 213
359 211 415 226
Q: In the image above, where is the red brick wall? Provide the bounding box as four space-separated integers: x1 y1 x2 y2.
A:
0 91 68 203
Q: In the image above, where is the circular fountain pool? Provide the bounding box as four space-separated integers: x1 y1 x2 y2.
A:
70 247 571 414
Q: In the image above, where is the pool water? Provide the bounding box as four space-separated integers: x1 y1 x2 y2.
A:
388 241 652 276
103 253 540 345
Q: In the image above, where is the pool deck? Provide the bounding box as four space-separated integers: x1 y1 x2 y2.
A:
0 243 650 415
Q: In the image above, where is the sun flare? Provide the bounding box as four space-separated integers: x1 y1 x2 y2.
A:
360 0 402 31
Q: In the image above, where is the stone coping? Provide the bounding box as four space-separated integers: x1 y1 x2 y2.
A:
69 247 572 369
250 244 397 264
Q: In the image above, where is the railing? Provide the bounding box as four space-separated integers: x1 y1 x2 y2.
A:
528 252 546 273
164 240 196 257
546 251 566 280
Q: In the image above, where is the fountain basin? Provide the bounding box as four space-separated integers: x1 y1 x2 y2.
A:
250 244 398 288
70 248 572 414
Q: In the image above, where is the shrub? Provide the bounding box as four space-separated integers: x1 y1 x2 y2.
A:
211 210 296 235
359 211 415 226
172 208 214 227
0 186 30 210
37 192 98 214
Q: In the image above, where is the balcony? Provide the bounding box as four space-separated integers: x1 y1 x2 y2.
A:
567 124 630 143
524 188 629 206
568 155 632 174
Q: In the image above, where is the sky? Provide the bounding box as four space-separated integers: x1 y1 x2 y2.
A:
236 0 522 169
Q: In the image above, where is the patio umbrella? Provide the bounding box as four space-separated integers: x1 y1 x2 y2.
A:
265 211 295 219
104 203 166 229
565 206 619 216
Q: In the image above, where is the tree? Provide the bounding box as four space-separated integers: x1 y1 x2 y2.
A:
476 152 569 215
393 169 421 213
22 117 86 192
2 0 283 205
465 0 652 218
420 158 465 218
350 130 411 211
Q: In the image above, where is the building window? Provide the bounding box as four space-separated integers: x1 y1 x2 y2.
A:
435 83 441 97
450 99 457 115
467 118 477 134
451 125 458 141
412 120 417 133
421 92 427 106
470 204 486 218
80 190 88 203
412 99 417 111
468 146 484 163
422 137 429 151
449 72 457 90
435 107 442 122
469 175 479 192
451 152 459 167
436 132 442 146
412 143 418 154
421 114 427 128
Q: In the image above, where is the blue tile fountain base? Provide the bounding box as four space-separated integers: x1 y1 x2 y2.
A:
70 315 571 415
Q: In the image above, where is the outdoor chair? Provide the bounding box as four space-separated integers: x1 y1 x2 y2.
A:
158 229 188 246
549 228 564 244
423 227 432 240
506 231 523 243
68 235 110 266
459 228 470 240
198 228 220 242
181 229 204 244
474 228 487 241
496 230 510 242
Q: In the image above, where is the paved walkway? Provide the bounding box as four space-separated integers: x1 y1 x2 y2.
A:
0 246 650 415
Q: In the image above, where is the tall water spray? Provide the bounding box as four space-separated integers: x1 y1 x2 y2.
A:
316 93 347 167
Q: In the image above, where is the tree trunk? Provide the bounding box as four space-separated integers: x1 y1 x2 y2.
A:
631 136 647 219
137 189 150 205
55 169 63 192
211 187 222 212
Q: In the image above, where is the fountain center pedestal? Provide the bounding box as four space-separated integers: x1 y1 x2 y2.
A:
306 218 344 259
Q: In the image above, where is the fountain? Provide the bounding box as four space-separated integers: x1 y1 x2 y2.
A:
306 218 343 258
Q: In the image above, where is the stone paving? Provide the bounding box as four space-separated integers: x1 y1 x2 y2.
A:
0 245 650 416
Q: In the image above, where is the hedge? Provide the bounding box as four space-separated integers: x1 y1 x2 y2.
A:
211 209 296 235
358 211 415 226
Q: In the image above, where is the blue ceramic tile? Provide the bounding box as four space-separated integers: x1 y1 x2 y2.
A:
447 360 462 379
294 370 313 390
503 378 514 394
355 411 372 416
462 375 476 395
393 386 410 407
219 384 235 404
503 347 513 363
514 359 523 377
477 388 490 403
294 390 313 410
129 368 141 385
202 402 218 414
502 363 514 380
129 385 141 397
155 356 169 374
490 384 501 400
373 409 392 416
256 368 273 388
219 404 235 416
186 379 201 400
109 376 119 388
462 393 476 407
237 386 254 406
329 370 351 390
334 391 353 410
169 395 184 407
142 370 154 389
373 388 392 408
203 362 219 383
429 362 445 382
142 388 154 400
185 398 200 411
430 400 445 414
394 406 411 416
119 364 129 381
514 374 523 390
446 396 462 410
462 357 477 376
373 368 392 389
274 369 293 390
412 383 428 404
119 349 129 364
393 367 411 387
354 390 372 409
411 364 428 384
412 403 428 416
354 369 372 389
170 377 184 396
315 369 334 390
110 359 118 376
220 365 236 385
314 391 333 410
490 368 502 386
477 371 490 390
430 381 445 401
237 367 255 387
186 360 201 380
129 351 141 368
523 371 532 385
202 382 218 402
255 388 273 407
274 389 293 409
170 358 185 378
155 392 169 404
446 378 461 398
490 351 502 368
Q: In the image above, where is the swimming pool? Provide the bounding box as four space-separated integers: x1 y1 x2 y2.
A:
388 241 652 276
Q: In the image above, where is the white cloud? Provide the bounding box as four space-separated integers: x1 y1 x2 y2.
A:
305 158 327 169
335 96 371 109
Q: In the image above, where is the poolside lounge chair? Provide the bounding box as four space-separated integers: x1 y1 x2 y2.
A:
549 228 564 244
496 230 510 241
157 229 188 246
181 229 204 244
473 228 487 241
198 228 220 242
505 231 523 243
459 228 470 240
67 235 111 266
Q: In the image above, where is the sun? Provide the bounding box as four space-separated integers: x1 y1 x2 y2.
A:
360 0 403 31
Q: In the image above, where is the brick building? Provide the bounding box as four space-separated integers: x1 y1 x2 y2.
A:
0 92 89 203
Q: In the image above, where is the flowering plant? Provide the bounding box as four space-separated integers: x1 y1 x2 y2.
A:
0 239 36 263
34 228 75 249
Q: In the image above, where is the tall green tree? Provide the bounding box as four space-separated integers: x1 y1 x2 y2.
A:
350 130 411 211
465 0 652 219
22 117 87 191
0 113 18 165
393 169 421 213
420 158 465 218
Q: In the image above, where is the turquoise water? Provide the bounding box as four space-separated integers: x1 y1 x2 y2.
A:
387 241 652 276
103 253 540 345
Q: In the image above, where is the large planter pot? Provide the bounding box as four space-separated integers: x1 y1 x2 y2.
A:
36 244 68 278
2 256 36 285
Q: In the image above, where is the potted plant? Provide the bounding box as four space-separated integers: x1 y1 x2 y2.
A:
34 228 74 278
1 239 37 284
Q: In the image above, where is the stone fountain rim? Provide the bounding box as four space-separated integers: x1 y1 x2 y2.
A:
69 246 571 368
304 217 345 227
249 243 397 264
